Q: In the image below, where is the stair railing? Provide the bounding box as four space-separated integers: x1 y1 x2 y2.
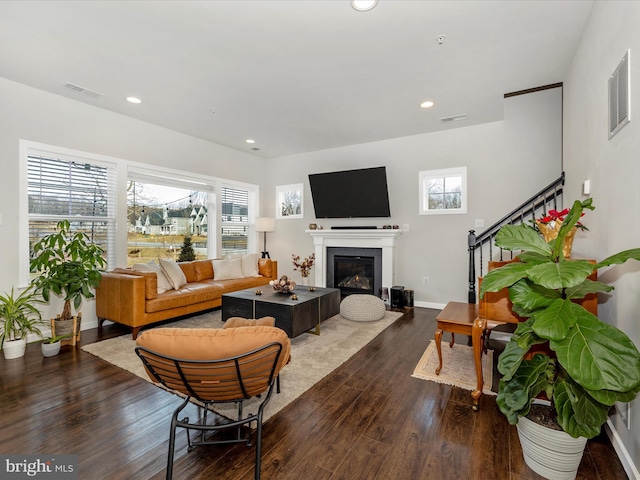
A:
467 172 565 303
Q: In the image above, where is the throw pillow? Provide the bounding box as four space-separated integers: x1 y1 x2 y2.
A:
258 258 273 278
228 253 260 277
133 261 173 294
212 258 244 280
158 258 188 290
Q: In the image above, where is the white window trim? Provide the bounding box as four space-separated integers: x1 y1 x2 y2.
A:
20 141 261 282
419 166 468 215
19 140 120 286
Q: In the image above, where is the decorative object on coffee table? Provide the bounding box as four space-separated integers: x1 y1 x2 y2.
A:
340 294 386 322
269 275 296 294
292 253 315 285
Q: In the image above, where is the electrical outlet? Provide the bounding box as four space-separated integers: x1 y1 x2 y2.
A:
423 276 430 285
616 401 632 430
475 218 484 228
402 224 409 231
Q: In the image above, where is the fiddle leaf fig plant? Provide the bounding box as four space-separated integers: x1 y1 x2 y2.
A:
30 220 107 321
480 198 640 439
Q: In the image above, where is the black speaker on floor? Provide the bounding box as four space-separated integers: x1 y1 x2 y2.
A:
390 286 405 309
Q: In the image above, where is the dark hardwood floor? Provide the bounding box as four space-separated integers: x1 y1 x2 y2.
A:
0 307 628 480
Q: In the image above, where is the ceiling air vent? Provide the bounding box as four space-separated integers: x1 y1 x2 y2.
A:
440 113 468 123
608 50 631 139
251 147 261 151
63 82 104 100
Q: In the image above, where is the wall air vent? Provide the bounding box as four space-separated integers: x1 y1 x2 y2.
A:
440 113 468 123
63 82 104 100
608 50 631 139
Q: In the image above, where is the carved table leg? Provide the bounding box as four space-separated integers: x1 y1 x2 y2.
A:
471 317 487 411
435 328 443 375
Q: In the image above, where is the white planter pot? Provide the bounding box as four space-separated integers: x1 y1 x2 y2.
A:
3 338 27 359
41 341 61 357
517 415 587 480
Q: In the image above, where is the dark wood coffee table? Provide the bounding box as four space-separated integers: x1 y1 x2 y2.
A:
222 286 341 338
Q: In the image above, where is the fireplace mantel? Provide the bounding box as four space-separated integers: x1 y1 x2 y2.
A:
307 229 402 290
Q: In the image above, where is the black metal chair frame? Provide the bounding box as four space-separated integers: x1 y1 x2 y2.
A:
135 342 284 480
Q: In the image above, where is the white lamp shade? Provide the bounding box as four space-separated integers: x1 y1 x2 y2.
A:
255 217 275 233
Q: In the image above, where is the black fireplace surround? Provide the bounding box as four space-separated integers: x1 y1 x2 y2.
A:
326 247 382 297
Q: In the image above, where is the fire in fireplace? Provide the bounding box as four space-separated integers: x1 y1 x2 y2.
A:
327 247 382 297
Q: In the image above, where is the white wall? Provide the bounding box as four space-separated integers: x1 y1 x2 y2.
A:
0 77 265 327
563 2 640 475
262 88 563 307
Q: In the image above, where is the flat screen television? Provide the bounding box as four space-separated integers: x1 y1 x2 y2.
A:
308 166 391 218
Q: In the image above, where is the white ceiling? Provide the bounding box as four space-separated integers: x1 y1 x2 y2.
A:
0 1 593 159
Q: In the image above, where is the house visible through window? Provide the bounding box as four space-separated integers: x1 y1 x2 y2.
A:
127 180 210 266
419 166 467 215
25 148 117 282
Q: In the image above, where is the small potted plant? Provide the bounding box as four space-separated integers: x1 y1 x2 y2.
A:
29 220 107 345
0 285 45 359
481 199 640 479
40 333 73 357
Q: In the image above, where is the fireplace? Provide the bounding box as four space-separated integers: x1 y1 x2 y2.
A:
327 247 382 297
307 228 402 294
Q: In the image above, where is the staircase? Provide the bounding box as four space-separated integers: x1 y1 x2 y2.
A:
467 172 565 303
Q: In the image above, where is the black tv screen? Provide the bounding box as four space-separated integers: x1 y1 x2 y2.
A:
309 166 391 218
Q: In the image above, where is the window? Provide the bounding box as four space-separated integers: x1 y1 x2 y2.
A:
221 184 257 256
127 167 215 266
21 142 117 284
419 166 467 215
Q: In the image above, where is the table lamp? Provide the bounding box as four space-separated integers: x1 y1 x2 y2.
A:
255 217 275 259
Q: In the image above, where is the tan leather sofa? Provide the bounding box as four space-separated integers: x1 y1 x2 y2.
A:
96 258 277 339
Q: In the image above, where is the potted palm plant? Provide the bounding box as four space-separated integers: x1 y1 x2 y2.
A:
30 220 107 346
480 199 640 480
0 285 45 359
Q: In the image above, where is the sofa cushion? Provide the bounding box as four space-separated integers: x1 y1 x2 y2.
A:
258 258 274 278
229 253 260 277
133 261 172 294
145 283 223 313
223 316 275 329
213 258 244 280
158 258 188 290
112 268 159 300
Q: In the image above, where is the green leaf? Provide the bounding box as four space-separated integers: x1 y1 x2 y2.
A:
494 224 552 256
595 248 640 270
480 262 529 296
554 376 608 439
551 306 640 393
509 278 560 313
532 298 577 341
565 278 614 299
527 260 595 290
496 355 553 424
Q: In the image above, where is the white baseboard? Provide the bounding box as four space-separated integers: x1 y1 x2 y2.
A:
605 419 640 480
414 300 447 310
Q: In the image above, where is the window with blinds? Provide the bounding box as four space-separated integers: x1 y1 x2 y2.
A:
221 185 255 256
27 153 116 271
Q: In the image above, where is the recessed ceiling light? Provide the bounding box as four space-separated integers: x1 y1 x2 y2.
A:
126 96 142 104
245 139 256 144
420 101 435 109
351 0 377 12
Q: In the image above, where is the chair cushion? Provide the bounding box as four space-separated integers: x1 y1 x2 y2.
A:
340 294 386 322
136 326 290 369
223 316 275 329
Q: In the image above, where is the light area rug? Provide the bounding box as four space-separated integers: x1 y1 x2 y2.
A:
82 309 403 421
411 340 496 395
